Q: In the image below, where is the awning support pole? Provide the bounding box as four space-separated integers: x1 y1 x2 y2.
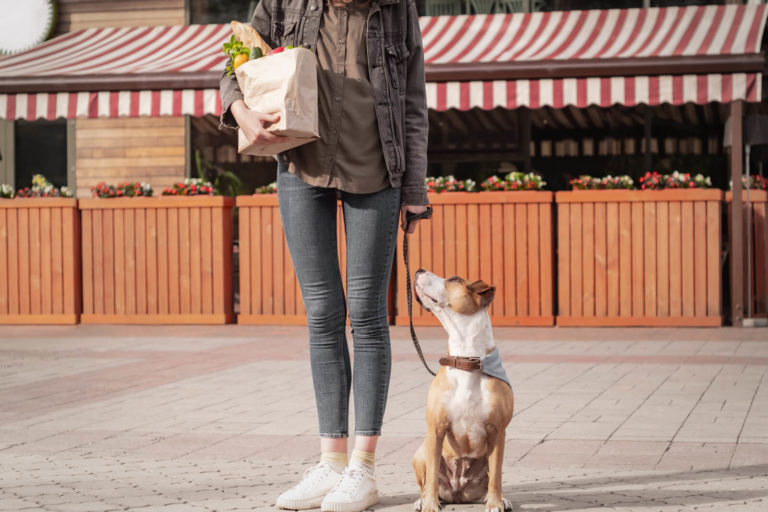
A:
730 100 744 327
746 144 752 319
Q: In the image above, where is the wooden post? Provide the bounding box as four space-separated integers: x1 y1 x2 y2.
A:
730 100 744 326
66 119 76 194
0 120 14 189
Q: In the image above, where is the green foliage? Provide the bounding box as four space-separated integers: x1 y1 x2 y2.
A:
194 150 244 197
222 34 250 76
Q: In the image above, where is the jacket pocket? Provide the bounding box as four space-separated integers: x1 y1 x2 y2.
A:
273 20 297 46
384 42 410 91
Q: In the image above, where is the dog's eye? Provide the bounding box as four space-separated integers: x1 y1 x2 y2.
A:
447 276 461 282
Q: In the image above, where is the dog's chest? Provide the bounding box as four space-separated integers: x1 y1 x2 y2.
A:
443 370 491 455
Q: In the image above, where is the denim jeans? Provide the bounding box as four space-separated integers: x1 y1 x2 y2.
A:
277 163 401 437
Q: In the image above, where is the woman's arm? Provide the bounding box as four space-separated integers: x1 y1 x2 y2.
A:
400 0 430 232
400 0 429 208
219 0 276 131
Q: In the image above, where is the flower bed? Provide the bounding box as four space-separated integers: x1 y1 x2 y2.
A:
725 187 768 318
570 174 634 190
395 190 555 326
638 171 711 190
91 181 153 198
78 194 235 324
555 189 722 326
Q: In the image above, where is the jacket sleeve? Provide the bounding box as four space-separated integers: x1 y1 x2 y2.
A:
401 0 430 206
219 1 274 130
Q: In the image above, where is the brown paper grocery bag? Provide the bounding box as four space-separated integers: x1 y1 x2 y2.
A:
235 48 320 156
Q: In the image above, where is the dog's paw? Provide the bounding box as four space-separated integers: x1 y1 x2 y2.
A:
418 498 441 512
485 496 513 512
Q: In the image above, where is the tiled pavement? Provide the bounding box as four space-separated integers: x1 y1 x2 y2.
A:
1 325 767 511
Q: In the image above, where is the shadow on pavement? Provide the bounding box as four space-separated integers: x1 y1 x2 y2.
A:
377 464 768 511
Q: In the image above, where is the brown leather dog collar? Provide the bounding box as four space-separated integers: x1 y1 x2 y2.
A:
439 355 482 371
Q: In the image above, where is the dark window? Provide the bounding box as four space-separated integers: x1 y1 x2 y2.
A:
537 0 725 10
652 0 725 6
14 119 67 189
189 114 276 195
541 0 642 10
189 0 259 24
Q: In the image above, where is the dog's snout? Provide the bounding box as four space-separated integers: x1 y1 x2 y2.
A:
415 269 426 276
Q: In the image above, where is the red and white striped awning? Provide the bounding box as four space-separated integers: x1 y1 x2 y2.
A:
0 4 765 119
422 3 767 110
422 4 765 63
426 73 760 111
0 24 229 120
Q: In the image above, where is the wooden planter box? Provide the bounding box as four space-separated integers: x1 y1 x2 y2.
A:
0 198 81 324
79 197 235 324
237 195 304 324
555 189 722 326
395 191 555 326
236 195 397 324
725 190 768 318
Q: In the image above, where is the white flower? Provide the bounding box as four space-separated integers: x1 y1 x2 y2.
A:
0 183 14 198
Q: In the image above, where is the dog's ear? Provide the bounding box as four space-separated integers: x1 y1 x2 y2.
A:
469 280 495 308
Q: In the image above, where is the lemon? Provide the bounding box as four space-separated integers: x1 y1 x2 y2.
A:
233 53 249 69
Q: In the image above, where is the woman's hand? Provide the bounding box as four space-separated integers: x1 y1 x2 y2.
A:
230 100 288 145
400 205 429 234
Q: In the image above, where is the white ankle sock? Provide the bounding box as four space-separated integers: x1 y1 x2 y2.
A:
349 449 375 472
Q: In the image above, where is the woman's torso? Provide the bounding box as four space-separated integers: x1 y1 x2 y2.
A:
288 1 389 194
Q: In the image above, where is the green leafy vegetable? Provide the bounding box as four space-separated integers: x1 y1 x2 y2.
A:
222 35 250 76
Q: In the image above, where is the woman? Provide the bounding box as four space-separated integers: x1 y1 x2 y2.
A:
219 1 429 511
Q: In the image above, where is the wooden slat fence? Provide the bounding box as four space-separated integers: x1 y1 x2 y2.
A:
726 190 768 318
556 190 722 326
395 191 555 326
0 199 81 324
79 197 234 324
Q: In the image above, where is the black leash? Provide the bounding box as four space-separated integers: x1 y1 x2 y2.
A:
403 207 437 376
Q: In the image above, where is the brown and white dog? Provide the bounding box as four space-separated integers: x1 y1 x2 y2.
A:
411 270 514 512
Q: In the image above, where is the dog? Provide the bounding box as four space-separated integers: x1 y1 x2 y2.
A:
411 269 515 512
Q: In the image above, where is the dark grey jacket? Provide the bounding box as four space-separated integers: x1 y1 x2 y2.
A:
220 0 430 205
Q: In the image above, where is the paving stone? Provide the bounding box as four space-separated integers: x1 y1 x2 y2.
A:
1 326 767 511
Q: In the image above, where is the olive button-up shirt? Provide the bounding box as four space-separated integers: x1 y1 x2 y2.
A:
288 2 390 195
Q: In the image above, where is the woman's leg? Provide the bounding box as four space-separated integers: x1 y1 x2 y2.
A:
277 164 351 441
341 186 401 443
316 186 400 511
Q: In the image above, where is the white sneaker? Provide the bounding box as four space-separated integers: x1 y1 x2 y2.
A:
275 462 343 510
321 465 379 512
